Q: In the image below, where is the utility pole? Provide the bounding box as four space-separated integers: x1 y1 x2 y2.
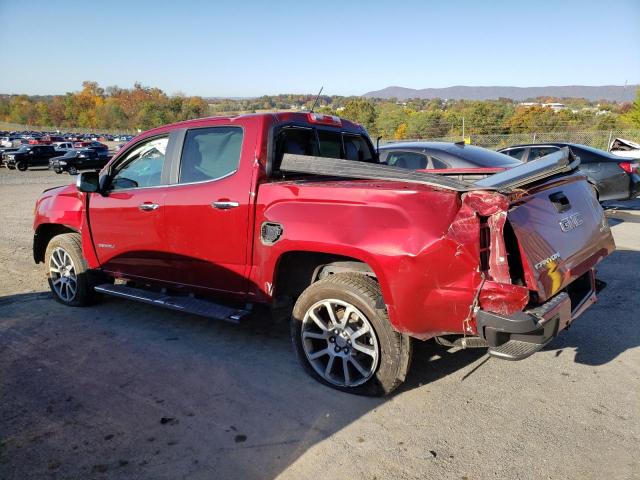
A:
462 116 465 141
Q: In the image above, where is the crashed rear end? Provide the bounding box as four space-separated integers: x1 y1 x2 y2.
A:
280 149 615 360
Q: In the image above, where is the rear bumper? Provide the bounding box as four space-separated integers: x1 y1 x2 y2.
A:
476 269 602 360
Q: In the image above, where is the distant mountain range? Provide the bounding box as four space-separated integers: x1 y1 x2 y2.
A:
362 85 638 102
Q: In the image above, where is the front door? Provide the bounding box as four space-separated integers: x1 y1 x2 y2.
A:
163 126 252 295
89 135 173 282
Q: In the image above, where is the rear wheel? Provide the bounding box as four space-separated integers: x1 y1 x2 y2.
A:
16 161 27 171
45 233 97 306
291 273 412 396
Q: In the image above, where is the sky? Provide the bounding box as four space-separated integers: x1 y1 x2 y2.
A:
0 0 639 97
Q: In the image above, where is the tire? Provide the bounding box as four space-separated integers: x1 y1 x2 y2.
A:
16 160 28 171
68 166 78 175
291 273 412 396
45 233 97 306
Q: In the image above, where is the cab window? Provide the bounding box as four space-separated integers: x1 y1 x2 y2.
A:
179 127 243 183
110 136 168 190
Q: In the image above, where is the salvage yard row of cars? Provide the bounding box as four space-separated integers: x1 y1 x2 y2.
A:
30 111 637 396
0 131 123 173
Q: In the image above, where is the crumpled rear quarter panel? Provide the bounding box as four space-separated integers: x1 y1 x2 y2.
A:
253 180 488 339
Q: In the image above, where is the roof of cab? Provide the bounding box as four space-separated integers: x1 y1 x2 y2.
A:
136 111 364 139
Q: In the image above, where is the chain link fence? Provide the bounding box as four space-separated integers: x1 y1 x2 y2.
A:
383 129 640 151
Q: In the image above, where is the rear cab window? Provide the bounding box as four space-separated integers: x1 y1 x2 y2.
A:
272 125 376 176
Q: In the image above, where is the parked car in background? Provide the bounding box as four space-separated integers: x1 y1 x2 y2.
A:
1 136 21 148
49 149 104 175
53 142 75 152
609 137 640 159
378 142 522 180
84 141 110 158
498 143 640 201
4 144 60 171
1 147 21 167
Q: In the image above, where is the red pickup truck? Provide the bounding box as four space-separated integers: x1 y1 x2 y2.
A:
33 112 615 396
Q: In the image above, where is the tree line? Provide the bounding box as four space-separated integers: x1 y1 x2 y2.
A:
1 81 639 138
0 81 209 132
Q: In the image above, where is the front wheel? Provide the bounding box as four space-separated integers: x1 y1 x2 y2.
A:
68 166 78 175
291 273 412 396
45 233 97 306
16 161 27 171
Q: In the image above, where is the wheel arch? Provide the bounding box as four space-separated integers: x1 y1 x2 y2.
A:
33 224 79 263
272 251 379 301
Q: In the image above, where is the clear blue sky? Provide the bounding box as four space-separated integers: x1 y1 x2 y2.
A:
0 0 638 97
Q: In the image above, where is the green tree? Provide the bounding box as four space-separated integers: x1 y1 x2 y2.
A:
341 99 378 135
622 88 640 128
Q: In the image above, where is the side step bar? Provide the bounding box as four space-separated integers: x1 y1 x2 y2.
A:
94 284 249 323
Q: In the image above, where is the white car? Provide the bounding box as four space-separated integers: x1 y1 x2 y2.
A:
609 137 640 159
53 142 75 152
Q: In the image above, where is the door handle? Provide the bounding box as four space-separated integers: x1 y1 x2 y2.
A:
138 202 159 211
212 201 239 210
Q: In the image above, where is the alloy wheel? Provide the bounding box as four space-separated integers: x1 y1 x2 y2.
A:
49 247 78 302
301 298 379 387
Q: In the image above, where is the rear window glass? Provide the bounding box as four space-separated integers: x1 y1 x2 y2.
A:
318 130 342 159
445 144 522 167
179 127 243 183
273 126 376 175
504 148 526 160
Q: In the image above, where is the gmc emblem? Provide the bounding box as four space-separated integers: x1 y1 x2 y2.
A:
559 213 584 232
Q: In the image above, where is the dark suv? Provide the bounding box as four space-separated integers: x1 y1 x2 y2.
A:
5 145 60 171
49 149 106 175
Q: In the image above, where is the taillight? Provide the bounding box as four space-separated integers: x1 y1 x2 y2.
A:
618 162 639 174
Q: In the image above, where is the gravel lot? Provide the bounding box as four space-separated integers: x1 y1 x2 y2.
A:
0 168 638 480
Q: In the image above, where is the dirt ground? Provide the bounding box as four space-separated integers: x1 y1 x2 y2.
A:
0 167 639 480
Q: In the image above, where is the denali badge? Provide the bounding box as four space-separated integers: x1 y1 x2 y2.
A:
535 252 561 270
559 212 584 232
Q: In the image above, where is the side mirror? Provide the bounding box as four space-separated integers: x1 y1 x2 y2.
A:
76 171 100 193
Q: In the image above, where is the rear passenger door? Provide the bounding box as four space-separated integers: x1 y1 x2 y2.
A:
162 125 254 295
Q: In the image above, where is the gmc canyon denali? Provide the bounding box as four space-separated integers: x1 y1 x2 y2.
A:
33 112 615 396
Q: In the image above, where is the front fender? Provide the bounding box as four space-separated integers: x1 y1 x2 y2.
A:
33 184 98 267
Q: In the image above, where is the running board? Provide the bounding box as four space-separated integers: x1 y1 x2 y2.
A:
94 284 249 323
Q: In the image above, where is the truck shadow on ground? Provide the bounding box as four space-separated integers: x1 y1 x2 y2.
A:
0 250 637 479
